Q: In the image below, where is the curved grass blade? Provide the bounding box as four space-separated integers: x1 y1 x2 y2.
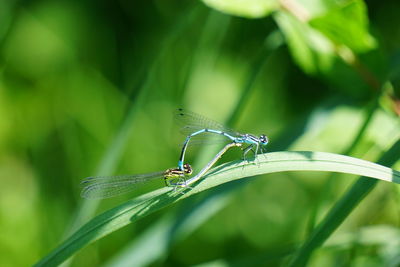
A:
288 139 400 267
34 151 400 267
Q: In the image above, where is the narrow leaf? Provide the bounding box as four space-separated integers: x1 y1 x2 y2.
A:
35 151 400 267
289 139 400 266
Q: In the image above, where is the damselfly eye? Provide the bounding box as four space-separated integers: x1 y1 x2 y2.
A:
260 134 269 145
183 163 193 175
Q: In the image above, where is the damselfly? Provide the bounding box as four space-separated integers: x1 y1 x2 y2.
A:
175 108 269 170
81 164 193 199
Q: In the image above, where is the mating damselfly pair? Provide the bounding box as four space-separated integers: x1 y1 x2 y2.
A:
81 109 269 199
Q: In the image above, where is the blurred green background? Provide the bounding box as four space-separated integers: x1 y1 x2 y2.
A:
1 0 400 266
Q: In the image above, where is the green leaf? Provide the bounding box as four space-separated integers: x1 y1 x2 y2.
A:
201 0 279 18
310 0 376 52
273 0 376 74
35 151 400 267
274 11 336 74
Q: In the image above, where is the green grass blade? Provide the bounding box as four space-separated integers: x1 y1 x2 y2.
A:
35 151 400 267
289 138 400 267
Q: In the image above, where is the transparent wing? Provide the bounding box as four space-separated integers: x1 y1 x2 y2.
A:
81 171 165 199
174 108 240 137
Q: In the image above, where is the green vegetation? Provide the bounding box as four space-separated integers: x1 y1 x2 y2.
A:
1 0 399 266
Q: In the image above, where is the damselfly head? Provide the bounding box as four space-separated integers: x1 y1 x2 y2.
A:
176 108 185 117
259 134 269 145
183 163 193 175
